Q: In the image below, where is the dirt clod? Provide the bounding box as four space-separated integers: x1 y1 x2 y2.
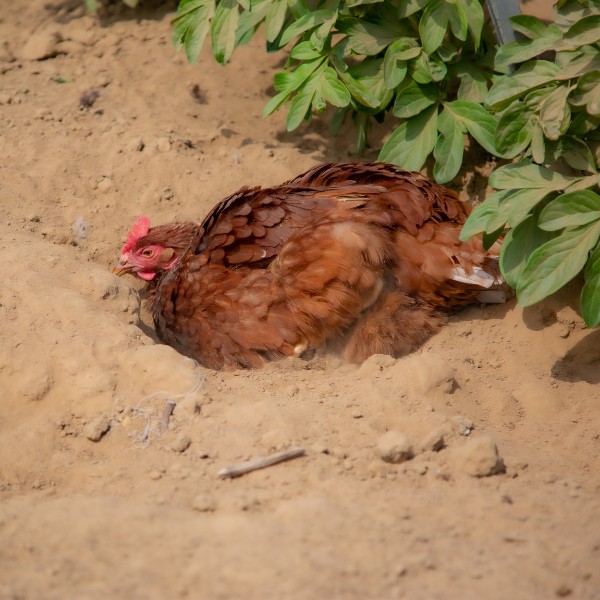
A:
457 435 505 477
378 431 412 464
84 416 109 442
171 434 192 453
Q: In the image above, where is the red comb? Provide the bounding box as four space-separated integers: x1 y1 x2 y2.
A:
122 216 151 254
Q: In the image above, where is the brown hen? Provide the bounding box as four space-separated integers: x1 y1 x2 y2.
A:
113 163 501 370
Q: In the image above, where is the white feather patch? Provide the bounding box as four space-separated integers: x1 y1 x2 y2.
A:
451 266 495 288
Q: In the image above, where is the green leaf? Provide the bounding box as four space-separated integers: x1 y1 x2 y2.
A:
509 15 557 39
539 189 600 231
532 121 545 164
557 45 600 79
433 108 464 184
564 174 600 192
459 190 509 242
398 0 430 18
427 55 447 82
237 0 250 10
348 58 392 106
236 0 270 47
569 111 600 135
330 106 349 136
383 39 420 90
379 104 438 171
263 89 293 117
388 38 421 61
581 273 600 327
353 111 371 153
489 161 580 190
288 0 309 19
546 136 598 173
347 0 384 6
419 0 467 55
408 53 433 84
436 39 458 62
563 15 600 47
265 0 288 42
495 36 562 71
310 7 338 52
455 62 488 104
455 0 484 48
290 41 321 60
517 219 600 306
211 0 239 64
393 80 438 119
264 58 326 117
443 100 499 156
495 100 535 157
286 62 327 130
183 2 215 64
539 84 571 140
500 213 558 289
331 56 380 108
570 70 600 116
320 67 351 107
85 0 98 13
172 0 209 52
586 240 600 280
499 188 558 229
336 17 405 56
280 10 336 45
485 61 560 112
483 225 504 251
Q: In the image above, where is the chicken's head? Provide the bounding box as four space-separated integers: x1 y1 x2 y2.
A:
112 216 178 281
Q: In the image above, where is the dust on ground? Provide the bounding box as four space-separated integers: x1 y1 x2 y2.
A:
0 2 599 599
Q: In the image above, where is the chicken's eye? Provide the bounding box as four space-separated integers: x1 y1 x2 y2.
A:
143 249 153 257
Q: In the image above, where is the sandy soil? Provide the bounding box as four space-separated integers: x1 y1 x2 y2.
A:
1 1 599 599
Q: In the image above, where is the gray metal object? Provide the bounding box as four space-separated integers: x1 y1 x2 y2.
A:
487 0 523 45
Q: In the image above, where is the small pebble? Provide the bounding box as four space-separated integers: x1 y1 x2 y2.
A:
457 435 504 477
352 410 363 418
555 584 572 597
84 416 109 442
171 434 191 452
332 446 347 459
343 460 353 471
157 137 171 153
97 178 114 194
378 431 412 464
450 416 474 436
149 470 162 480
192 494 217 512
28 214 40 222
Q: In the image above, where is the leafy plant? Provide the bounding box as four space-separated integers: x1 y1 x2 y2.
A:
461 1 600 327
171 0 503 183
85 0 139 12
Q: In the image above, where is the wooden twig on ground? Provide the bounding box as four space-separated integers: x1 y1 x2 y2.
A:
218 447 305 479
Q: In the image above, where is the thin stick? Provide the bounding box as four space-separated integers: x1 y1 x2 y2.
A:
218 447 305 479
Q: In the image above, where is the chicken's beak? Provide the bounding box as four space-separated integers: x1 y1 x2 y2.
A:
112 257 132 277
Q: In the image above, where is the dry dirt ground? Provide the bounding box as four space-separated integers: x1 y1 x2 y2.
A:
1 1 600 599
